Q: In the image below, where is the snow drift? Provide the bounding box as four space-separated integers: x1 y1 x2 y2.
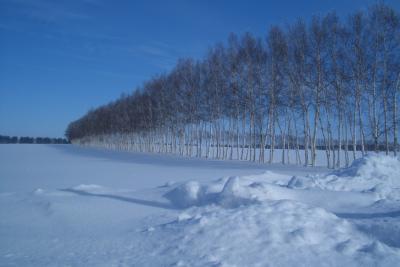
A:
164 154 400 211
164 175 294 209
156 154 400 266
142 200 400 267
288 153 400 200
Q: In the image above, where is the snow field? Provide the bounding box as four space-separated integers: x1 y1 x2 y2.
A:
1 145 399 266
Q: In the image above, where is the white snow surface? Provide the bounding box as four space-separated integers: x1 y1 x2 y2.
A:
1 145 400 266
288 153 400 200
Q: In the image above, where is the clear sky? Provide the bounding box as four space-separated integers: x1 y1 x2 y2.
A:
1 0 399 138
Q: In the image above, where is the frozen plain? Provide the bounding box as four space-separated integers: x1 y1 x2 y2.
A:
0 144 400 266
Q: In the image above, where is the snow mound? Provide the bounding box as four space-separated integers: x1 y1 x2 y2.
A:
287 175 321 189
164 176 286 208
70 184 110 194
164 181 203 208
164 176 272 208
72 184 105 191
334 153 400 179
143 200 400 267
288 154 400 200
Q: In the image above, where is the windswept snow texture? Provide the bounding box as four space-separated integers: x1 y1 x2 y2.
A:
1 145 400 266
288 154 400 200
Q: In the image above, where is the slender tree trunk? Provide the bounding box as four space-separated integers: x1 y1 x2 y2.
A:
393 74 399 156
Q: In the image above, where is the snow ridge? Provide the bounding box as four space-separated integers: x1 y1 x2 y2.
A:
153 154 400 266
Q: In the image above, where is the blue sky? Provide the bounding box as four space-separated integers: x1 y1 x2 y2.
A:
1 0 399 138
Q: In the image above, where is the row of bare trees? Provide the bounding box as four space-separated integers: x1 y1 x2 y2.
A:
66 3 400 168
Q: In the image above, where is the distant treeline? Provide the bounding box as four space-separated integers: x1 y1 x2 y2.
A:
66 3 399 168
0 135 69 144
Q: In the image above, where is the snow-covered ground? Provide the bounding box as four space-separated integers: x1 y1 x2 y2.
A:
0 145 399 266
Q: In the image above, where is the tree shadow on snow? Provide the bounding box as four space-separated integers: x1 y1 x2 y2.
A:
50 145 326 174
60 188 178 210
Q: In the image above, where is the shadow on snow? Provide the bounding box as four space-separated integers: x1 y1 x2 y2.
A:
50 144 327 174
60 188 177 210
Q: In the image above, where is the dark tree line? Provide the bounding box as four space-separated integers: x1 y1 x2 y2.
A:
0 135 69 144
0 135 19 144
66 3 400 168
